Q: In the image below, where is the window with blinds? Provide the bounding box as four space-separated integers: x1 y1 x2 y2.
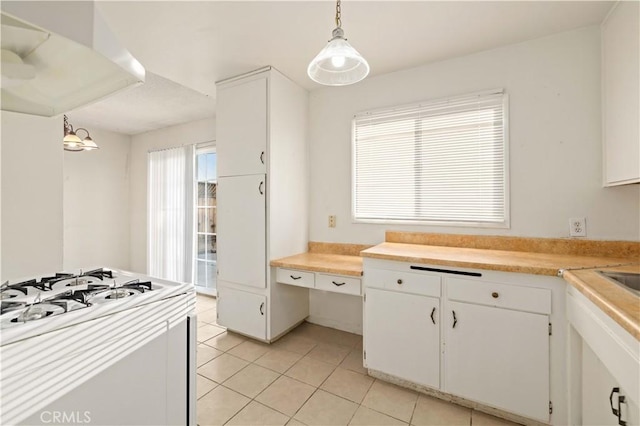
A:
353 90 508 226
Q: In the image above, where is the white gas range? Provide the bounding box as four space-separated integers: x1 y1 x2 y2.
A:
0 268 197 426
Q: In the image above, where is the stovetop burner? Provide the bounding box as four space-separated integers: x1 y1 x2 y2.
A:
0 269 160 328
0 268 115 299
87 280 153 304
1 300 26 314
12 302 65 322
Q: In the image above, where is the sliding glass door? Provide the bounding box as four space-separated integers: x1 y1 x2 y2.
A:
195 146 217 293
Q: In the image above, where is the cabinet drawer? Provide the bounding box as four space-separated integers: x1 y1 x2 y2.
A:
367 268 441 298
276 268 315 288
316 274 361 296
447 278 551 315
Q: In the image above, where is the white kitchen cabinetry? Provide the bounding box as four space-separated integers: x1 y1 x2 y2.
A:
363 259 565 424
365 288 440 389
216 67 309 341
602 1 640 186
217 77 267 178
316 274 361 296
218 287 266 339
276 268 315 289
582 342 639 426
217 174 266 289
445 300 550 421
567 284 639 426
275 268 362 296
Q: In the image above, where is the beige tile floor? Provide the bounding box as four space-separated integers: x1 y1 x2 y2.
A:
195 295 521 426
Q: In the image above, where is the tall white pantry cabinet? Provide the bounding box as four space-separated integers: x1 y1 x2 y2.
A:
215 67 310 341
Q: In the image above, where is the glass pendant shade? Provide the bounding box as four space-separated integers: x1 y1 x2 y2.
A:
81 136 99 151
308 28 369 86
63 132 84 151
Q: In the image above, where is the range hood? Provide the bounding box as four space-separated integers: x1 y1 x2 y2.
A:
1 1 145 117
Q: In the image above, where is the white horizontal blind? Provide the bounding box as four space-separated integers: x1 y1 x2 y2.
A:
353 91 507 225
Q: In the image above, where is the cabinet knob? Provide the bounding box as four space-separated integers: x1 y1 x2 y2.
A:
397 279 403 285
492 292 499 299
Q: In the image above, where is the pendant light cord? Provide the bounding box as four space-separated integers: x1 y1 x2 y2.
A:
335 0 342 28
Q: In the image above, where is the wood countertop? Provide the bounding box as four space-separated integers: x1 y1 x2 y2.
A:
270 252 363 277
271 237 639 339
360 242 634 276
563 264 640 340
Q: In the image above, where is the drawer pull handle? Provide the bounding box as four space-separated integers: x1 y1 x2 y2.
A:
397 279 403 285
492 292 499 299
452 310 458 328
332 281 346 287
290 275 302 280
259 302 265 316
430 307 436 325
260 151 265 164
258 181 264 195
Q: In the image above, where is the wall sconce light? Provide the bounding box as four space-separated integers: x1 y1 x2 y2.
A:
63 115 98 151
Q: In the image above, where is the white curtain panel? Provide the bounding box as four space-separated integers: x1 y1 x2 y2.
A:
147 145 194 282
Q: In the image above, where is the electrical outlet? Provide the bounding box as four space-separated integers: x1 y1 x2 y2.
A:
328 215 336 228
569 217 587 237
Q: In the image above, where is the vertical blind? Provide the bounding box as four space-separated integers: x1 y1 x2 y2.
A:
353 90 508 226
148 145 194 282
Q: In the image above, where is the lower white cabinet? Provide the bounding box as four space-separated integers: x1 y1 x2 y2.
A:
365 288 440 389
363 259 559 423
217 286 266 340
582 341 639 426
445 300 550 421
567 284 639 426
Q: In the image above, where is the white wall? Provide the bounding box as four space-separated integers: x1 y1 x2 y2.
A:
129 117 215 273
309 26 640 245
1 111 63 280
63 127 131 271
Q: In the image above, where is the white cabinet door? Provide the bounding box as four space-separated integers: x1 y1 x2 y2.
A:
217 286 266 340
445 301 549 422
602 1 640 186
365 288 440 389
583 341 640 426
217 174 266 288
217 77 268 177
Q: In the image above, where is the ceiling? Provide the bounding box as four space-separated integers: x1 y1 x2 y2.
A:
70 1 613 135
67 71 216 135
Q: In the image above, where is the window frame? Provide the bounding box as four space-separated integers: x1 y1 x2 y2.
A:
351 89 510 228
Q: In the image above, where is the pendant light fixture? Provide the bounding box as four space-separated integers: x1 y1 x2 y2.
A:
307 0 369 86
63 115 99 151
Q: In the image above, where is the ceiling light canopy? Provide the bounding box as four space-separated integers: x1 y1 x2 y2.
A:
307 0 369 86
63 115 98 152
